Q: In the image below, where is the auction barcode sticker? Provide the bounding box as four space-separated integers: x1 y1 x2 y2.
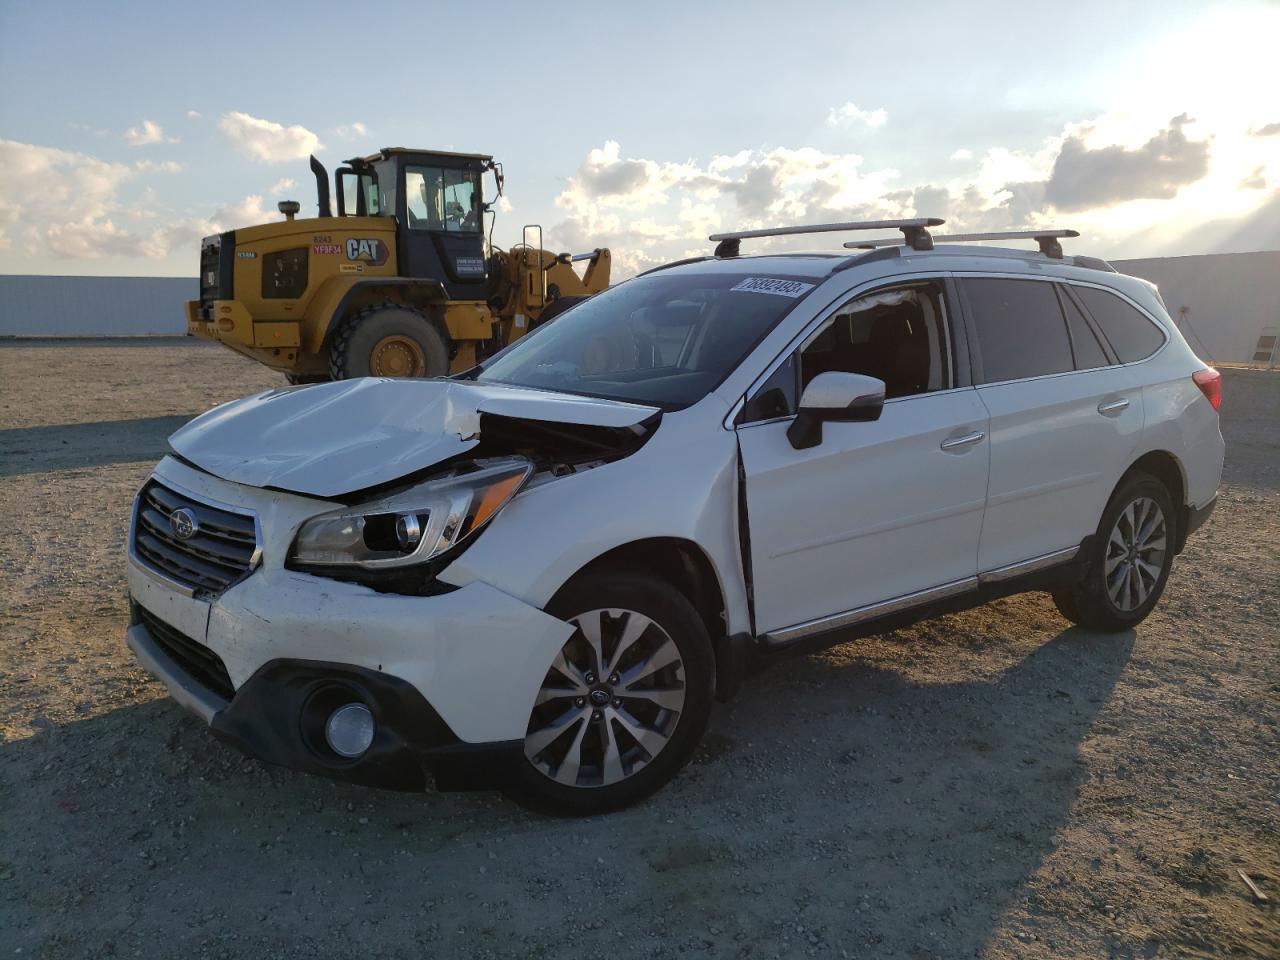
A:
731 277 815 298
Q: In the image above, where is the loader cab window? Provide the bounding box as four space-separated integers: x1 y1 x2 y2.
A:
404 165 482 233
338 172 379 217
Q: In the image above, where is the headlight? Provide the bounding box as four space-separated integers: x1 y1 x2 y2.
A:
288 457 532 570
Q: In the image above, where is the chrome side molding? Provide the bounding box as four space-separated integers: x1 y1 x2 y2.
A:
765 576 977 646
764 545 1080 646
976 546 1079 585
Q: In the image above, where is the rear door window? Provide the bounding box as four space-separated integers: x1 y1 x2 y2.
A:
964 278 1074 383
1073 286 1166 362
1058 286 1110 370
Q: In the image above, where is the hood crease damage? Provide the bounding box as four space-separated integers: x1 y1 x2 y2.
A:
168 378 662 500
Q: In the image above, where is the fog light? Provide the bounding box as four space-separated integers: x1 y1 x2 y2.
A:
324 703 375 758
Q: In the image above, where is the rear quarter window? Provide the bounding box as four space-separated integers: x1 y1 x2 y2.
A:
1074 286 1166 362
964 277 1074 383
1058 287 1110 370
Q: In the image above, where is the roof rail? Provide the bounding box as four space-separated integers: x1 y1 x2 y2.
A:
709 218 944 258
843 228 1080 259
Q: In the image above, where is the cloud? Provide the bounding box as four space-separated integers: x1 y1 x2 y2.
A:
186 110 202 120
549 140 907 275
1249 122 1280 137
269 177 297 195
333 122 369 139
0 139 134 252
826 102 888 130
909 185 951 219
1042 114 1211 212
134 160 184 174
212 195 270 228
541 99 1280 278
124 119 178 146
1239 166 1267 190
0 138 262 262
219 111 321 163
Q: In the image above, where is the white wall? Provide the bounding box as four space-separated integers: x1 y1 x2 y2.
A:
3 253 1278 361
0 275 195 337
1112 251 1280 365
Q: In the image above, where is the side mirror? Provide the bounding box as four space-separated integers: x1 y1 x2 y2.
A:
786 372 885 450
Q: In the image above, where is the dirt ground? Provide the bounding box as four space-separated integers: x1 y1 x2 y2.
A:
1 340 1276 960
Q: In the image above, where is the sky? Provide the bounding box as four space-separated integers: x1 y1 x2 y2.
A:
2 0 1279 279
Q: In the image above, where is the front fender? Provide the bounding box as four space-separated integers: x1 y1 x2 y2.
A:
437 400 753 636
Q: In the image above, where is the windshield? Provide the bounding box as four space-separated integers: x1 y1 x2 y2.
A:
475 271 818 408
405 165 482 232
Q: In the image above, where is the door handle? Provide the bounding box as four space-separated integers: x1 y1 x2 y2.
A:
941 430 985 451
1097 397 1130 416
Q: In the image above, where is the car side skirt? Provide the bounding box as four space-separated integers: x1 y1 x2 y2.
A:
757 541 1089 655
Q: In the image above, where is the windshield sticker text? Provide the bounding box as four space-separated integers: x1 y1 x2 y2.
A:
731 277 814 298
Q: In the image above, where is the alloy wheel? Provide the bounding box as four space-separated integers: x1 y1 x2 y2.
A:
525 609 687 788
1104 496 1167 612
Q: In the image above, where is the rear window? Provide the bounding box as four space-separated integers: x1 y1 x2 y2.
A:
1074 287 1166 363
964 278 1074 383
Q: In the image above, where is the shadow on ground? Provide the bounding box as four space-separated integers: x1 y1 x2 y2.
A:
0 416 193 476
0 625 1133 958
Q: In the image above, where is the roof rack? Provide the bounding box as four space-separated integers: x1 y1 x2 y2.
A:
709 218 944 258
843 229 1080 259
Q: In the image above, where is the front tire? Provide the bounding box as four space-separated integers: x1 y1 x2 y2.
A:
1053 471 1177 632
506 572 715 816
328 305 450 380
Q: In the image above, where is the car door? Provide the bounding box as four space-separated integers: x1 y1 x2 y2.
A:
960 276 1144 574
736 278 991 643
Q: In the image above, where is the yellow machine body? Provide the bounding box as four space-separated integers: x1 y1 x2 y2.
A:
187 148 610 379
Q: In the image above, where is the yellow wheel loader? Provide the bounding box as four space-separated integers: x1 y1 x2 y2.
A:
186 148 610 382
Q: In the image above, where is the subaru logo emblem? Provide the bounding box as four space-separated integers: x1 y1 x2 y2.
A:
169 508 199 541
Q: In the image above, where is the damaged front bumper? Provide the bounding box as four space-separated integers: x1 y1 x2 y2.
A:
126 604 526 790
125 461 574 792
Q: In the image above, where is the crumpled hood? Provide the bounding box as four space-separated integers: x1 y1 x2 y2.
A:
169 377 660 499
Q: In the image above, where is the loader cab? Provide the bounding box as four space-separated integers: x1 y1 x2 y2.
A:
343 148 493 300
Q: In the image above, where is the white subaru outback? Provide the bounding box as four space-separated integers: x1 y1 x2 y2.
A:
125 220 1224 815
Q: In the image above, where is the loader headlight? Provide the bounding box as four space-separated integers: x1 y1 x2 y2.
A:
288 458 532 570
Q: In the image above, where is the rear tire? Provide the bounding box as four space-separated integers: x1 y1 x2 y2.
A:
328 305 450 380
1052 471 1177 632
506 571 715 816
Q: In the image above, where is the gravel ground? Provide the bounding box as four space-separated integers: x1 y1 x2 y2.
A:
1 340 1276 959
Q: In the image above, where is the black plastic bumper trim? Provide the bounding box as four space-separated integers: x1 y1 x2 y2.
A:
1179 495 1217 552
208 658 522 792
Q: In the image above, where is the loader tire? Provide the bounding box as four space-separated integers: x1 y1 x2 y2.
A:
284 373 329 385
328 305 450 380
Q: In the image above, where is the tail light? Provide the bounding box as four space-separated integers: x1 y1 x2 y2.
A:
1192 368 1221 411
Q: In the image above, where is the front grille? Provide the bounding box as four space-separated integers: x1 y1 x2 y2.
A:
135 605 235 701
133 480 259 596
